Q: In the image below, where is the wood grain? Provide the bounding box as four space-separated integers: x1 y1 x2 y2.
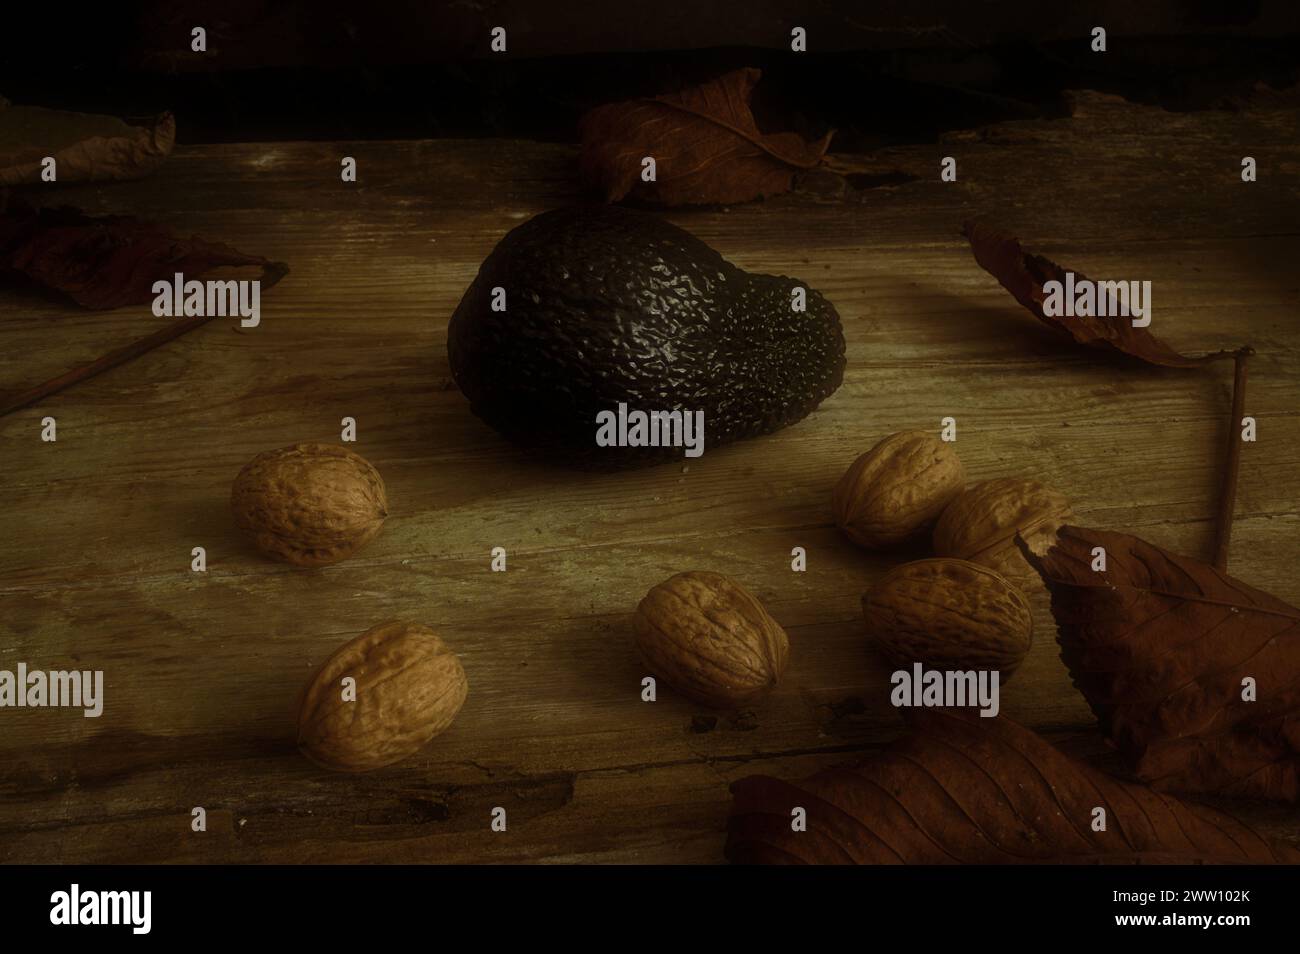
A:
1 91 1298 863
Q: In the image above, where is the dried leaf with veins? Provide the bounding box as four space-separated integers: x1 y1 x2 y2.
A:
0 197 289 417
962 219 1236 367
726 708 1298 864
1023 526 1300 802
0 198 287 309
0 98 175 186
579 67 833 206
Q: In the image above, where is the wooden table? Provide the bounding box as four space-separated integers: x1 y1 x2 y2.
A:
2 91 1298 863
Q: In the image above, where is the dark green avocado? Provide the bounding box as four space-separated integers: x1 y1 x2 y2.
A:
448 205 845 466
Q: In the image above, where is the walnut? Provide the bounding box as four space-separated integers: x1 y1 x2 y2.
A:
297 621 468 772
863 558 1033 676
933 477 1073 589
231 443 387 566
634 571 789 708
832 431 964 548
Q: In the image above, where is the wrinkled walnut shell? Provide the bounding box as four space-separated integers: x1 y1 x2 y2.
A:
297 621 468 772
231 442 388 566
933 477 1072 589
832 431 965 548
863 558 1033 677
634 571 790 708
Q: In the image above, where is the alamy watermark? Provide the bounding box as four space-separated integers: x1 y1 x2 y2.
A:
152 272 261 327
595 402 704 458
50 884 150 934
1042 271 1151 328
890 663 1000 718
0 663 103 717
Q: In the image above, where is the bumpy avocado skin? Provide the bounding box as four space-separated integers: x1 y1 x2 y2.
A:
448 206 845 466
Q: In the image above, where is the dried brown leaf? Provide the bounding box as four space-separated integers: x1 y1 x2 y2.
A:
1024 526 1300 802
0 198 287 309
726 708 1298 864
579 68 832 206
962 219 1235 368
0 98 175 186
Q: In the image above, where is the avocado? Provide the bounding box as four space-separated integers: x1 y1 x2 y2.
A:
448 206 845 467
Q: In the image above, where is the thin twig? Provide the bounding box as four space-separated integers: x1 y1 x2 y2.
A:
0 312 218 418
1184 348 1244 366
0 262 287 418
1212 346 1254 572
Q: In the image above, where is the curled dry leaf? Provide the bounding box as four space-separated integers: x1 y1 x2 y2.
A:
726 708 1299 864
0 98 175 186
0 196 288 309
962 219 1235 367
579 67 833 206
1022 526 1300 803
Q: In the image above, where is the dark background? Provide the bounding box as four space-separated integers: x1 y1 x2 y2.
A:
3 0 1299 148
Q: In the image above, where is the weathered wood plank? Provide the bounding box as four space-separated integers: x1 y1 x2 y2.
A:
1 91 1298 863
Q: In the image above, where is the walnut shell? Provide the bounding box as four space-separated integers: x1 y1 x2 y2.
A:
862 558 1032 676
831 431 964 548
297 621 468 772
231 442 388 566
634 571 790 708
933 477 1072 589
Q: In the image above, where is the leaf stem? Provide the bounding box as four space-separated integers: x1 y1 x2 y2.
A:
0 261 287 418
1212 346 1254 571
0 313 218 417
